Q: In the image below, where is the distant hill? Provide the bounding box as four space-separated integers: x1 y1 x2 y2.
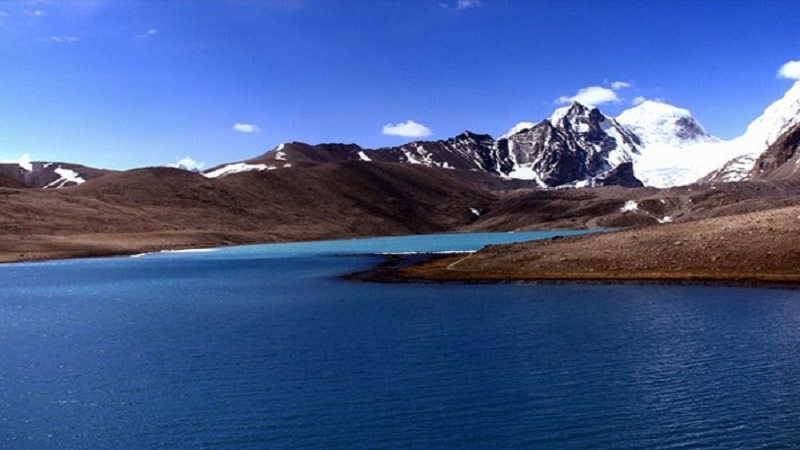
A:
0 160 113 188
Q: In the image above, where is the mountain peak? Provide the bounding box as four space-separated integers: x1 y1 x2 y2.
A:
549 102 598 126
740 80 800 147
616 100 715 148
455 130 490 140
620 100 692 118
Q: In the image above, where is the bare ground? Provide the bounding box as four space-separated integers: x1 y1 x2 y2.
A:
396 205 800 287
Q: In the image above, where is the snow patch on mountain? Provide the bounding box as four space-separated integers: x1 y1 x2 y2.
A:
204 163 275 178
628 139 752 187
600 117 638 166
701 153 758 183
548 106 571 126
506 163 547 186
620 200 639 213
43 167 86 188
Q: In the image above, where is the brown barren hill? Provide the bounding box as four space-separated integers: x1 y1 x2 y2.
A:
6 157 800 269
0 163 495 262
398 205 800 286
0 173 28 188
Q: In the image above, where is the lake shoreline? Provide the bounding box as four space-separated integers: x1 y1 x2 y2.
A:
345 205 800 290
344 252 800 289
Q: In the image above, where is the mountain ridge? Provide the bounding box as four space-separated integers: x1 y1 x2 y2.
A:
4 81 799 192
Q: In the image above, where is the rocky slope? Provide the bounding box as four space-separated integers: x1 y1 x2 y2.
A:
498 103 642 186
749 122 800 180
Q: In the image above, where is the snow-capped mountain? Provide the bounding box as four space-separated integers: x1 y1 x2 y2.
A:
497 102 641 186
0 157 112 188
202 81 800 190
616 100 716 148
704 80 800 183
204 134 500 179
612 100 721 187
388 131 498 171
206 104 644 188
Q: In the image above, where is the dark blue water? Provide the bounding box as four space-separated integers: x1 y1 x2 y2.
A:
2 231 800 449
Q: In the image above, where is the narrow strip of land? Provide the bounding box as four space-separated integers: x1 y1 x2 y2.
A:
390 205 800 287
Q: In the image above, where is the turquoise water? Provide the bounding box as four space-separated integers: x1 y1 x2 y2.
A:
2 231 800 449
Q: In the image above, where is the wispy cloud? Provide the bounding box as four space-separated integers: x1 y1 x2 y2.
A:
136 28 157 39
777 60 800 80
169 157 206 172
233 123 260 133
457 0 481 8
440 0 482 10
611 81 632 90
49 35 80 43
382 120 432 138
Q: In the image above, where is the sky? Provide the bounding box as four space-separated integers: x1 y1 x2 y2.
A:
1 0 800 170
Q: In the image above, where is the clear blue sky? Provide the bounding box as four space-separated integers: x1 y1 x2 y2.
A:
1 0 799 170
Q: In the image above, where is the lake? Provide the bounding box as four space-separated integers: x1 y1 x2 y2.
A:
2 231 800 449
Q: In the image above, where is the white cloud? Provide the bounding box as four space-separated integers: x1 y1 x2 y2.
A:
777 60 800 80
556 86 621 107
136 28 158 39
457 0 481 9
169 157 206 172
611 81 632 90
233 123 260 133
50 35 80 43
0 153 33 171
382 120 432 138
632 96 646 106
